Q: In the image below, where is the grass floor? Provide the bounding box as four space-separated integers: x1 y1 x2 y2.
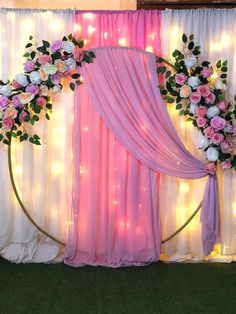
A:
0 257 235 314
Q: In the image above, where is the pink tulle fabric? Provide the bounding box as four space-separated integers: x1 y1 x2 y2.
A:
64 47 219 267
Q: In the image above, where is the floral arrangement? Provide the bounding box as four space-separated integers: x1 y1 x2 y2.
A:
157 34 236 173
0 34 95 145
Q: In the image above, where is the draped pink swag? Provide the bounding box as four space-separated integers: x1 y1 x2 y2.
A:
64 11 220 267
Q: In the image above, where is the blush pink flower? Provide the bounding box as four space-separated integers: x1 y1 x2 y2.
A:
36 96 46 107
23 60 35 72
26 84 39 95
189 92 201 104
51 40 62 52
12 80 22 89
206 162 217 175
196 106 207 117
220 140 234 154
211 133 224 145
12 95 22 107
38 54 52 65
50 73 62 85
72 46 85 62
19 111 29 123
204 126 215 138
222 161 232 170
217 101 227 111
175 73 186 85
202 68 213 78
197 85 211 97
2 116 14 130
0 96 9 109
196 117 207 127
210 116 226 131
205 92 216 104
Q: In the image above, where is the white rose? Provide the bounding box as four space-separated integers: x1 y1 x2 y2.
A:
0 84 12 96
206 147 219 161
215 79 227 91
29 71 41 84
15 73 28 86
224 122 233 133
52 85 61 94
184 57 197 69
65 57 77 70
63 41 75 53
199 136 209 150
42 63 57 75
206 106 220 118
188 76 199 89
189 103 198 114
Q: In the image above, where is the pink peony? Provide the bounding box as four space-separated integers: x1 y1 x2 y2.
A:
72 46 85 62
12 95 22 107
196 117 207 127
210 116 226 131
26 84 39 95
197 85 211 97
196 106 207 117
23 60 35 72
220 140 234 154
211 133 224 145
222 161 232 170
12 80 22 89
19 111 29 123
0 96 9 109
206 162 217 175
36 96 46 107
205 92 216 104
38 54 52 65
217 101 227 111
50 73 62 85
189 92 201 104
51 40 62 53
204 126 215 138
2 116 14 130
202 68 213 78
175 73 186 85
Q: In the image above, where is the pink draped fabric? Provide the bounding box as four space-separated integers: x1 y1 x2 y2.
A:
64 47 220 267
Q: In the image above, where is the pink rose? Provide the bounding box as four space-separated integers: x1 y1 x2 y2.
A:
206 162 217 175
202 68 213 78
210 116 226 131
12 95 22 107
23 60 35 72
72 46 85 62
26 84 39 95
2 116 14 130
36 96 46 107
189 92 201 104
19 111 29 123
204 126 215 138
38 54 52 65
196 117 207 127
12 80 22 89
211 133 224 145
196 106 207 117
51 40 62 53
175 73 186 85
220 140 234 154
217 101 227 111
50 73 62 85
197 85 211 97
222 161 232 170
205 92 216 104
0 96 9 109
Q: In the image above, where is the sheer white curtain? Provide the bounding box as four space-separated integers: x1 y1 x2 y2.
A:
160 8 236 262
0 9 74 262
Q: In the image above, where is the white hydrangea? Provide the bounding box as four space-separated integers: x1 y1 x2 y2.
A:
52 85 61 94
42 63 57 75
184 57 197 69
189 103 198 114
15 73 28 86
63 41 75 53
199 136 209 150
0 84 12 96
215 79 227 91
188 76 199 89
206 147 219 161
29 71 41 84
206 106 220 118
65 58 77 70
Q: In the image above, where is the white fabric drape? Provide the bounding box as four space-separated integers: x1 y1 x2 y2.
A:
0 9 74 262
160 8 236 262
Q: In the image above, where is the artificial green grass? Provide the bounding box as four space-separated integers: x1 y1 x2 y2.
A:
0 257 235 314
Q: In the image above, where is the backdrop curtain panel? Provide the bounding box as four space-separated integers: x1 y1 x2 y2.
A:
64 47 219 267
160 8 236 261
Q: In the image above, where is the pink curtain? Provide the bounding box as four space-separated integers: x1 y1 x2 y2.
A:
64 47 220 267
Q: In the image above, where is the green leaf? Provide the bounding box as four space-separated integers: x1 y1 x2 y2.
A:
68 34 73 40
29 137 35 144
165 71 171 79
189 34 194 41
88 51 96 58
33 115 39 121
46 113 50 120
234 95 236 102
192 50 200 56
182 33 188 43
220 74 227 79
188 41 194 50
46 103 52 110
25 43 32 48
166 97 174 104
70 82 75 91
78 41 84 48
222 60 228 67
176 103 182 110
71 73 80 79
172 50 179 58
23 52 30 58
179 109 185 116
23 133 28 141
75 80 83 85
156 66 166 74
42 40 50 48
37 46 47 54
29 35 33 40
17 130 22 136
202 61 211 67
221 67 227 72
62 36 67 41
31 51 36 60
3 139 9 145
0 134 3 141
216 60 222 68
156 57 163 63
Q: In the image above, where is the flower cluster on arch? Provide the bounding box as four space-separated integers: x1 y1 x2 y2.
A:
0 34 95 145
157 33 236 172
